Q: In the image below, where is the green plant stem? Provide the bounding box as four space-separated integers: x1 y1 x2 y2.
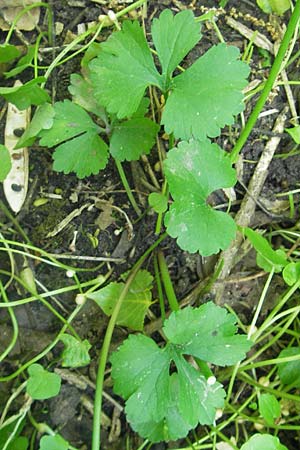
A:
157 250 179 311
154 252 166 322
230 0 300 163
0 272 102 307
33 32 47 78
0 269 79 337
115 159 141 216
92 232 167 450
42 0 147 84
155 178 168 235
5 2 53 45
247 268 274 339
0 302 83 382
0 201 31 244
0 280 18 363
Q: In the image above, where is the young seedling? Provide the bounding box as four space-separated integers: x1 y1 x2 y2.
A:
110 301 251 442
21 8 249 256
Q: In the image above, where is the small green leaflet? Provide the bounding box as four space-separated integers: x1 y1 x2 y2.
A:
285 125 300 144
68 73 106 120
15 103 54 149
258 393 281 426
277 347 300 387
39 100 108 178
0 44 20 63
111 302 251 442
0 77 50 110
60 334 91 368
256 0 290 15
240 434 288 450
148 192 168 213
162 44 249 141
39 434 69 450
26 364 61 400
0 145 12 181
243 227 287 273
163 302 251 366
110 118 159 161
151 9 201 88
90 20 161 119
282 262 300 286
88 270 154 331
164 139 237 255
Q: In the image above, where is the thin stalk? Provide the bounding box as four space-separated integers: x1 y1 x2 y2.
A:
42 0 147 84
154 252 166 322
0 302 83 382
155 178 168 235
157 250 179 311
230 0 300 163
0 280 18 363
115 159 141 216
92 232 167 450
5 2 53 45
0 272 102 307
247 268 274 339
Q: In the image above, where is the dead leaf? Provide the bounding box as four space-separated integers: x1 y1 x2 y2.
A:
0 0 40 31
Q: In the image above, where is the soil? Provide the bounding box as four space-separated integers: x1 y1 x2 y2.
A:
0 1 300 449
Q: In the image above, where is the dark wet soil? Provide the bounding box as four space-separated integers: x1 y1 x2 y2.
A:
1 1 300 449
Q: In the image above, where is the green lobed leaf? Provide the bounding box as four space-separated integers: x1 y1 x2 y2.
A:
0 44 20 63
282 262 300 286
162 43 249 141
244 227 287 273
52 131 108 178
151 9 201 87
39 434 69 450
39 100 108 178
39 100 99 147
111 303 250 442
148 192 168 213
89 20 161 119
277 347 300 387
240 433 288 450
0 145 12 181
164 139 237 255
110 117 159 161
68 73 106 120
88 270 154 331
0 77 50 110
26 364 61 400
60 334 91 368
15 103 54 149
259 393 281 426
163 302 251 366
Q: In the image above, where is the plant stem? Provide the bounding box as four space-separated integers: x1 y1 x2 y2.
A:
230 0 300 163
157 250 179 311
0 280 18 363
154 252 166 322
0 303 83 382
92 232 167 450
5 3 53 45
115 159 141 216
